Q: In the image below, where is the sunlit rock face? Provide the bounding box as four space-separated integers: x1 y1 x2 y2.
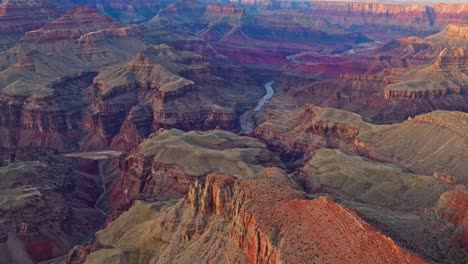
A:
0 1 466 264
67 169 428 264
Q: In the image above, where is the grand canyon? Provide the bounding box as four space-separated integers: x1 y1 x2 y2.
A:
0 0 466 263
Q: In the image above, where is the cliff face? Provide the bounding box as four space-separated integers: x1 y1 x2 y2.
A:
309 2 431 28
383 86 461 100
206 3 243 16
384 47 468 101
305 2 467 35
0 6 265 153
0 72 96 152
253 106 467 262
0 0 61 32
275 39 468 124
255 106 468 184
434 189 468 248
148 0 374 56
0 0 62 50
67 169 427 264
107 129 281 208
21 6 122 43
240 12 371 44
432 3 468 26
0 8 136 152
79 44 261 151
0 150 106 263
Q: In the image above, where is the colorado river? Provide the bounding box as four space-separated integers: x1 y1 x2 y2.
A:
240 81 274 133
63 151 123 216
94 161 108 216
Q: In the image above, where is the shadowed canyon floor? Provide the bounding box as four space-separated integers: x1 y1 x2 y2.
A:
0 0 466 263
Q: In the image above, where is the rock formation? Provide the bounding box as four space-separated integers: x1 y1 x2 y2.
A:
434 189 468 249
81 44 264 151
0 6 266 153
0 0 62 50
0 149 106 263
384 47 468 100
254 106 467 262
304 2 467 37
67 168 428 264
272 31 468 123
0 1 466 263
256 106 468 184
108 129 282 207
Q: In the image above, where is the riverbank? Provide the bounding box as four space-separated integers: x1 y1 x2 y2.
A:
240 81 275 133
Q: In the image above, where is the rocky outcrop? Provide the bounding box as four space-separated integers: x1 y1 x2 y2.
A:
0 0 62 50
433 172 457 185
0 5 264 152
0 0 60 33
206 3 243 16
79 44 257 150
109 105 153 151
255 106 468 184
412 110 467 139
276 43 468 123
68 168 428 263
12 5 142 51
432 4 468 27
76 26 143 43
308 2 433 34
189 172 427 264
0 151 106 263
108 129 282 207
339 73 398 83
0 72 96 152
241 12 371 44
441 24 468 38
254 107 467 261
433 47 467 67
0 8 149 151
10 5 147 68
306 2 467 35
384 85 461 100
255 106 372 161
296 147 467 262
384 47 467 100
434 189 468 248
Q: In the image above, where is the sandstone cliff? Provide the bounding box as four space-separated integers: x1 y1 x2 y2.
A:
67 168 427 264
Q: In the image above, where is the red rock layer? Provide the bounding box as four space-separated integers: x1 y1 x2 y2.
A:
0 0 61 33
434 189 468 248
67 169 428 263
433 3 468 26
186 171 428 263
206 3 243 16
0 72 96 152
0 150 105 262
22 6 120 42
306 2 468 35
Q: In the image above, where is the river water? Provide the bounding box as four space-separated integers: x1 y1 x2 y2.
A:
240 81 274 133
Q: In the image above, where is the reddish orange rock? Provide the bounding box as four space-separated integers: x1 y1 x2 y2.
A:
435 189 468 248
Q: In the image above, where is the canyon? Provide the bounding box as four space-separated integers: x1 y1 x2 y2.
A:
0 0 466 263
